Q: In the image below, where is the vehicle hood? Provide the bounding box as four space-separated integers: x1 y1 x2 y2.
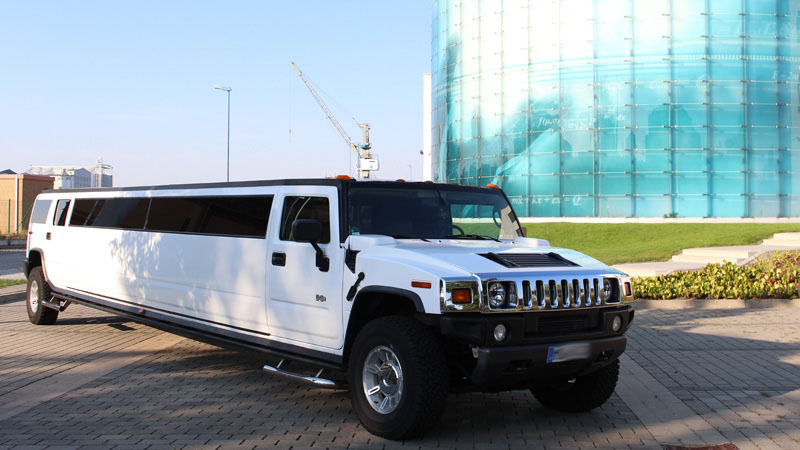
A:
345 235 624 278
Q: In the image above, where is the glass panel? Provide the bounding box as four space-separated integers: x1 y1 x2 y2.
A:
599 173 631 195
711 127 745 149
711 196 745 217
598 196 632 217
749 172 780 194
633 149 668 172
710 149 745 171
635 127 669 149
710 81 744 103
562 195 594 216
747 105 779 127
711 105 744 126
634 173 670 195
674 150 708 171
635 196 671 217
147 196 273 238
278 196 330 243
675 195 708 217
674 128 707 149
749 127 780 148
29 199 51 225
562 174 593 195
86 198 149 230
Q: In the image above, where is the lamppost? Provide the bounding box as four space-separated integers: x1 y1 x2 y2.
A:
214 85 232 182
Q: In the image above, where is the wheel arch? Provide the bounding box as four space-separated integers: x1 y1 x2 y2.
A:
343 286 430 366
26 248 45 279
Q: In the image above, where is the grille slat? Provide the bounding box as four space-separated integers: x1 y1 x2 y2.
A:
521 277 615 310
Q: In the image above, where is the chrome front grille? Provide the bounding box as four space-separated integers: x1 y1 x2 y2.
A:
517 277 619 310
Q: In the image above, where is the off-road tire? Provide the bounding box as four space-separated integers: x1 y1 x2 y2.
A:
26 267 59 325
531 359 619 413
347 316 449 440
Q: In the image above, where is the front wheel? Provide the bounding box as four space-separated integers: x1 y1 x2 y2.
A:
347 316 449 440
531 359 619 413
26 267 59 325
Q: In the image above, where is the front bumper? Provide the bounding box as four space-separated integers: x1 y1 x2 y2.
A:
440 305 633 390
471 335 626 388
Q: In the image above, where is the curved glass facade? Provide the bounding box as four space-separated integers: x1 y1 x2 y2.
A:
431 0 800 217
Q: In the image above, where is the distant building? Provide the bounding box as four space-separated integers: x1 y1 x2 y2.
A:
432 0 800 217
0 173 54 234
27 159 113 190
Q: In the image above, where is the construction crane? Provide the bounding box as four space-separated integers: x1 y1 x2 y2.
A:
291 61 378 179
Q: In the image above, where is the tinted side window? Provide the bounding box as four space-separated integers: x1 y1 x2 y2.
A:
86 198 149 229
53 200 71 226
70 199 95 226
29 199 52 225
280 196 330 243
201 196 272 237
146 196 272 238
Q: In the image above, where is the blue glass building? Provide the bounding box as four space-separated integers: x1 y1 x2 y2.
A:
431 0 800 217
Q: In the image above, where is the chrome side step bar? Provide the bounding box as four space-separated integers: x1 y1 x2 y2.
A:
41 299 70 312
263 359 345 390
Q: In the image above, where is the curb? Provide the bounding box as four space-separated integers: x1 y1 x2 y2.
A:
0 239 26 248
633 298 800 309
0 285 26 305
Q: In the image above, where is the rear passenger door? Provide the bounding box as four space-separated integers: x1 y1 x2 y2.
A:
44 198 72 287
266 186 343 350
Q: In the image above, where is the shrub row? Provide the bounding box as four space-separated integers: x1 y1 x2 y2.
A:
633 251 800 300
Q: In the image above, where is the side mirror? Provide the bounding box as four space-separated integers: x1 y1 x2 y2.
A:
292 219 323 242
291 219 329 272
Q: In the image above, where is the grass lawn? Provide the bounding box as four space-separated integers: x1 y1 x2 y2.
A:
0 279 27 288
522 223 800 265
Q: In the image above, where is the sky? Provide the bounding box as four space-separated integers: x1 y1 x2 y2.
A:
0 1 432 186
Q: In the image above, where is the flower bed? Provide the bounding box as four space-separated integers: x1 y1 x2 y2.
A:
633 251 800 300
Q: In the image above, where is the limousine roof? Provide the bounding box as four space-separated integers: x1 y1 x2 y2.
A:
45 178 501 195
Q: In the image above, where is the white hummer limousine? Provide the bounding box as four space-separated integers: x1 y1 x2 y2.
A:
24 178 634 439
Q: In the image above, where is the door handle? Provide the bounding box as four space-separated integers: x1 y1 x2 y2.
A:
46 232 51 240
271 252 286 266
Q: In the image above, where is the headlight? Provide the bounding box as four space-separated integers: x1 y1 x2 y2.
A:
603 278 613 302
488 282 506 308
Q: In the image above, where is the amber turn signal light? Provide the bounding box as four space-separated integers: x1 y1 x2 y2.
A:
624 282 632 297
411 281 432 289
451 288 472 304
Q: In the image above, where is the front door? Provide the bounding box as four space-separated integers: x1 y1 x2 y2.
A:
266 186 343 349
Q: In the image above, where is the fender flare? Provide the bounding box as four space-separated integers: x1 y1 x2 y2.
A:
353 286 426 313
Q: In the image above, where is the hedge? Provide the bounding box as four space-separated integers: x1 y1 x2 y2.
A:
633 251 800 300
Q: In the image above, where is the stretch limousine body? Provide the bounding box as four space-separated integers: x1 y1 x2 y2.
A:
24 178 634 439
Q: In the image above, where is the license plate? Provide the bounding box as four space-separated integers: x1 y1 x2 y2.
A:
547 343 591 363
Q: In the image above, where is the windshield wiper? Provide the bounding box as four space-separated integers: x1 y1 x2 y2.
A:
444 234 500 242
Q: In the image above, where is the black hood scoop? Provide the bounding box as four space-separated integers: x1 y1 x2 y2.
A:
479 252 580 268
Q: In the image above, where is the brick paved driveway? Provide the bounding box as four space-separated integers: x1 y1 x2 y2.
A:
0 292 798 450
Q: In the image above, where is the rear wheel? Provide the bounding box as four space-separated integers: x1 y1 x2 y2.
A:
531 359 619 413
347 316 449 440
26 267 58 325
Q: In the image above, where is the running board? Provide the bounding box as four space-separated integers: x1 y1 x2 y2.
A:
263 359 345 390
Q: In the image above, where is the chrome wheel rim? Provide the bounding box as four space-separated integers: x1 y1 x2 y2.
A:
362 345 403 414
29 280 39 313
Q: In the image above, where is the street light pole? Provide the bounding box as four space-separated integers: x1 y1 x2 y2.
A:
214 85 232 182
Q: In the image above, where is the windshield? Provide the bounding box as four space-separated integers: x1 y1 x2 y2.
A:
346 184 524 240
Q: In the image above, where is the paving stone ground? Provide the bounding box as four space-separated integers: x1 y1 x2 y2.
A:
0 297 798 450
